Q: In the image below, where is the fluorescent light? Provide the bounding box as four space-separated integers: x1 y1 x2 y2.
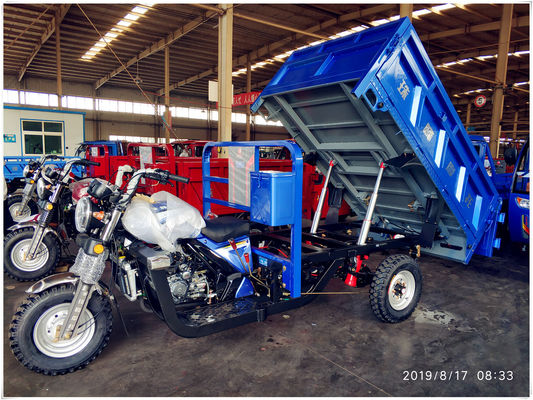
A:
513 50 530 56
370 18 389 26
124 13 140 21
432 4 455 12
132 6 149 14
309 40 325 47
413 9 432 17
514 81 529 86
94 41 107 48
117 20 132 27
389 15 400 21
105 32 118 38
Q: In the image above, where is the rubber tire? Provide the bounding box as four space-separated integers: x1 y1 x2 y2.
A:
9 284 113 375
4 227 60 282
7 194 38 222
369 254 422 323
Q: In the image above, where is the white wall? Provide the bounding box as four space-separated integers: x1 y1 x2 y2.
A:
3 106 85 157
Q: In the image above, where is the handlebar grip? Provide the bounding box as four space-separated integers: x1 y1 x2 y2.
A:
168 173 189 184
76 159 100 166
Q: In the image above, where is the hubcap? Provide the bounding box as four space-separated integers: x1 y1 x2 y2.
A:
10 238 50 272
33 303 95 358
9 203 31 221
388 270 416 311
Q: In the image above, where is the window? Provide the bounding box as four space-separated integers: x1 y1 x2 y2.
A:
3 90 19 104
22 120 63 156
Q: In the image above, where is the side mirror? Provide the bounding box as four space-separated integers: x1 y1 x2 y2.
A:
503 147 518 166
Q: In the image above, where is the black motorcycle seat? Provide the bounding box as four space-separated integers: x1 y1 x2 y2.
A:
201 216 250 243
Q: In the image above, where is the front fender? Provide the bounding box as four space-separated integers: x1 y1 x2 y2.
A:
26 272 79 294
26 272 107 296
8 221 61 241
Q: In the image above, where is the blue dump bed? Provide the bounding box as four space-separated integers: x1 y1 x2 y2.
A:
252 18 502 264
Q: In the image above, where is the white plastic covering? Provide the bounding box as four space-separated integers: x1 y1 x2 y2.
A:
122 191 206 252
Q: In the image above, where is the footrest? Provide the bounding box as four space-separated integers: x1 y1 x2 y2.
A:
180 298 258 327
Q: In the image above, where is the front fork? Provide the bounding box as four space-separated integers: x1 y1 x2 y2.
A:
15 192 32 216
59 282 96 340
26 185 62 259
58 209 121 341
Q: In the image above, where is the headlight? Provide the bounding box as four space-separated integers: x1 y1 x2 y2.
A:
23 165 30 177
36 178 50 200
516 197 529 209
75 196 93 233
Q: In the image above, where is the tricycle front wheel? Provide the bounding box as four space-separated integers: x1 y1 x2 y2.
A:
9 284 113 375
369 254 422 323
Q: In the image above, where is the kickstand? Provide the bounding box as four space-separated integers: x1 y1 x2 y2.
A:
108 286 129 337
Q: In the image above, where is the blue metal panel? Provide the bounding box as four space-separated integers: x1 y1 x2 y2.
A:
252 18 502 264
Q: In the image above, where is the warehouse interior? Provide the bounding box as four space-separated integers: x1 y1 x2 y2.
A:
2 3 530 397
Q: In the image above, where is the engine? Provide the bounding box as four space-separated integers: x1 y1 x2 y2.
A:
167 263 211 304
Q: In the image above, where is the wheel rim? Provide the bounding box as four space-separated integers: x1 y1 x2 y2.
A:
388 270 416 311
10 238 50 272
9 203 31 221
33 303 96 358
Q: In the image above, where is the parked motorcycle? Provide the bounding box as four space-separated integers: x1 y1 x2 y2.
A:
4 158 100 281
5 155 61 224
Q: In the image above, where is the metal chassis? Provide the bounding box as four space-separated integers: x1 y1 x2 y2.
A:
132 140 423 338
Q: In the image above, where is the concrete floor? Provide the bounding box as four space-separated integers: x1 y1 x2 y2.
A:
3 245 529 397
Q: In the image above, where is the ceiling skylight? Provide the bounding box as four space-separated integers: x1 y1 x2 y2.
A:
81 4 151 61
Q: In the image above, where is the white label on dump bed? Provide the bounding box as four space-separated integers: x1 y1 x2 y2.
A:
423 123 435 142
397 79 410 100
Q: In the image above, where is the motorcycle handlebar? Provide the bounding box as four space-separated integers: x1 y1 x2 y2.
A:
167 173 190 184
75 159 100 166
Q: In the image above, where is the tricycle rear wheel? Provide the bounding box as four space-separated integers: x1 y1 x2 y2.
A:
369 254 422 323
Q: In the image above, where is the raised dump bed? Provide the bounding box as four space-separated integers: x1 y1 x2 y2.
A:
252 17 502 264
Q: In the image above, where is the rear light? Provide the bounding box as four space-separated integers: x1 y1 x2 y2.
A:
516 197 529 209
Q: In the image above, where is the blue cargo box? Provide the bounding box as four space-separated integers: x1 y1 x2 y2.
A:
252 17 502 264
4 157 85 182
250 170 295 226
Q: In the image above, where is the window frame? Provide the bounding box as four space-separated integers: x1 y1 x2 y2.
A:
21 118 65 156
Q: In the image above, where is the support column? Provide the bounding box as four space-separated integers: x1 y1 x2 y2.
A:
512 110 519 141
400 4 413 20
489 4 513 158
218 3 233 147
465 102 472 131
164 46 172 143
245 56 251 141
55 10 62 109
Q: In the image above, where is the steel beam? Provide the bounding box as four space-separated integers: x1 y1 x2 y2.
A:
489 4 513 158
18 4 70 82
400 4 413 20
218 4 233 146
245 56 251 141
164 46 171 143
55 9 62 109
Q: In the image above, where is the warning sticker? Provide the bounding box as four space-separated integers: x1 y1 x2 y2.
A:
423 123 435 142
